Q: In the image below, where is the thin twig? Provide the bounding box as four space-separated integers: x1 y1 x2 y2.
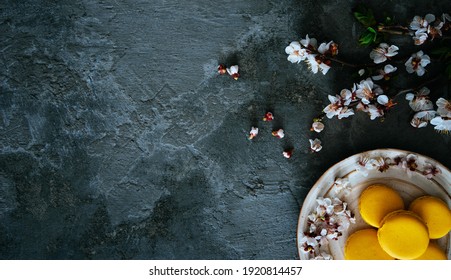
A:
327 56 376 69
394 75 443 98
377 25 412 36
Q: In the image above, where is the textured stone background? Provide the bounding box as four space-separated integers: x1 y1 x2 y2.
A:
0 0 450 259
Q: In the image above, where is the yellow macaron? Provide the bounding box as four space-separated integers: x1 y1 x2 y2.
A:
359 184 405 228
414 241 447 260
345 228 395 260
409 195 451 239
377 210 429 259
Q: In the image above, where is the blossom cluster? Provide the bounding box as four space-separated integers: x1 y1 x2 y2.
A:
409 13 451 45
285 11 451 135
285 35 338 75
405 87 451 132
355 153 441 179
299 197 355 259
323 78 393 121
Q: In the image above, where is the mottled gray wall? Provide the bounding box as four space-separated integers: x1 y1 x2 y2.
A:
0 0 450 259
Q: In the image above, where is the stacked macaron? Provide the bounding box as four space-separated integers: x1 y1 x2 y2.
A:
344 183 451 260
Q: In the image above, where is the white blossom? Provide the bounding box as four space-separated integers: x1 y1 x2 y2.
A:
226 65 240 80
436 98 451 118
300 34 318 49
405 51 430 76
413 29 429 45
395 154 418 177
285 41 308 63
410 14 436 30
309 138 322 152
410 110 436 128
355 78 383 104
430 117 451 133
333 177 352 196
306 54 331 75
272 128 285 139
372 64 397 80
248 127 258 140
405 87 434 112
369 43 399 64
311 121 325 133
422 162 442 179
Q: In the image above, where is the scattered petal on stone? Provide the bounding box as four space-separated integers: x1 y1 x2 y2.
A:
311 121 324 133
248 126 258 140
309 138 322 152
272 129 285 139
283 149 293 159
263 112 274 122
217 64 227 75
226 65 240 80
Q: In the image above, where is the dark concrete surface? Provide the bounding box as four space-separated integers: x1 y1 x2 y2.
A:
0 0 450 259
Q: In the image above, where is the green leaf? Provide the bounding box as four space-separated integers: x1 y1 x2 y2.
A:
358 27 377 46
353 4 377 27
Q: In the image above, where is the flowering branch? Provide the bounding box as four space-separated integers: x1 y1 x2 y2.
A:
285 10 451 146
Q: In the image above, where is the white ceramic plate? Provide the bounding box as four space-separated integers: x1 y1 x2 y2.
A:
297 148 451 260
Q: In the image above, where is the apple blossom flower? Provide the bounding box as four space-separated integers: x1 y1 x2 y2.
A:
217 64 227 75
311 121 325 133
272 129 285 139
315 197 334 217
430 116 451 134
410 115 429 128
394 154 418 177
323 91 355 119
306 54 331 75
337 107 355 119
410 14 436 31
427 20 444 40
300 34 318 49
410 110 436 128
302 39 337 75
318 41 338 56
285 41 308 63
422 162 441 179
405 51 430 76
262 112 274 122
410 14 446 44
367 104 384 120
248 127 258 140
226 65 240 80
372 64 397 80
356 155 371 176
309 138 322 152
283 149 293 159
303 196 355 259
366 156 391 172
405 87 434 112
412 29 428 45
356 156 391 173
369 43 399 64
333 177 351 196
358 69 365 76
377 94 397 110
436 98 451 118
355 78 384 104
